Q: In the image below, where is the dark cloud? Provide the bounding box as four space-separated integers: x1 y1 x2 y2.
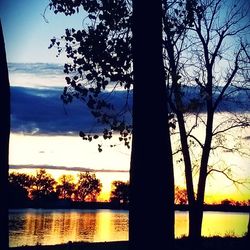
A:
11 84 249 135
10 61 249 135
11 86 132 135
10 164 128 173
11 86 92 134
180 85 250 113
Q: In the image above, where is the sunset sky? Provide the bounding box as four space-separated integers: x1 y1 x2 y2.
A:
1 0 249 203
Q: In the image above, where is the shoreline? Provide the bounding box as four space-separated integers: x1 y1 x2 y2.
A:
9 203 250 213
10 237 249 250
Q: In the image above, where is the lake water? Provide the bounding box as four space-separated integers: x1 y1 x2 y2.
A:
9 209 249 247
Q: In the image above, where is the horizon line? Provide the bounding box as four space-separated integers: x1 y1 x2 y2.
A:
9 164 129 173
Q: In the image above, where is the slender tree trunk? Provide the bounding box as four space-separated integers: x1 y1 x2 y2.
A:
130 1 175 249
0 21 10 250
176 111 199 239
194 127 213 238
166 38 197 239
194 67 214 238
174 107 204 240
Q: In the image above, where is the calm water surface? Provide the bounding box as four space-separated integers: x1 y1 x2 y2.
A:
9 209 249 247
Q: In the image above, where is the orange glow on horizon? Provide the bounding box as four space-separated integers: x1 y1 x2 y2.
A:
9 132 250 204
9 168 129 202
9 168 250 204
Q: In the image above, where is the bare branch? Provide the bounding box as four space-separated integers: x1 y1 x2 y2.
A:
213 115 250 136
41 4 50 24
210 144 250 157
187 134 204 149
241 42 250 62
213 49 241 110
207 0 222 33
172 147 183 156
210 30 227 67
207 168 245 185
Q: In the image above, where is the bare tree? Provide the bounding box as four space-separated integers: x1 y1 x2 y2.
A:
169 0 250 238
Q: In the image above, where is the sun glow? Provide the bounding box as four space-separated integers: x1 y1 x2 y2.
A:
9 133 130 171
9 118 250 204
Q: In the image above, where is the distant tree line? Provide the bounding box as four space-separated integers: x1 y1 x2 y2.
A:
9 169 102 207
10 170 249 208
8 169 183 207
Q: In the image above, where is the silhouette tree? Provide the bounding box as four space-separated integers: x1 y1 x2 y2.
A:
9 182 29 208
56 174 75 200
47 1 200 247
8 172 33 207
30 169 57 201
0 21 10 250
220 199 233 206
47 0 250 243
110 181 129 204
9 172 33 190
168 0 250 238
48 0 133 147
130 1 177 248
48 1 176 248
76 172 102 202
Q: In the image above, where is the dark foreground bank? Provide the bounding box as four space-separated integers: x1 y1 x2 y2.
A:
10 237 249 250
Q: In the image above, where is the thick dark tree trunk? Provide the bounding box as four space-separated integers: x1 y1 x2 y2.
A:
130 1 175 249
0 21 10 250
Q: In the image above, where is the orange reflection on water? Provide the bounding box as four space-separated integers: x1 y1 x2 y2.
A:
22 210 91 246
9 209 128 247
9 209 248 247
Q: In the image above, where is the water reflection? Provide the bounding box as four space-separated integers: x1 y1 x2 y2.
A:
202 212 248 237
9 209 128 247
175 211 188 237
9 209 248 247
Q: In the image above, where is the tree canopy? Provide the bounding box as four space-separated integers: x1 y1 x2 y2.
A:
76 172 102 201
8 170 103 205
56 174 76 200
110 180 129 204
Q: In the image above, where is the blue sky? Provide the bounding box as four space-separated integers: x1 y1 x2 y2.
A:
0 0 84 63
